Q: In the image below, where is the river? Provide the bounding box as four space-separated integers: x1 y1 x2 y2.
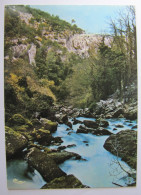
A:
7 117 137 189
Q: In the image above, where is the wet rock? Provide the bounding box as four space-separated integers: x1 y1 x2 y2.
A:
104 130 137 169
57 146 67 151
41 174 88 189
52 136 63 144
66 121 72 128
47 151 81 164
26 147 66 182
35 128 54 146
40 118 58 133
66 128 71 131
115 124 124 128
67 144 76 148
76 128 89 134
83 141 88 143
132 125 137 129
61 114 68 123
67 131 73 135
99 119 109 127
5 126 28 159
73 118 83 125
113 128 117 131
92 128 113 136
83 120 99 128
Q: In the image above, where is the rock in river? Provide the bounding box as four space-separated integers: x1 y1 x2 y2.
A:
104 130 137 169
26 147 66 182
5 126 28 159
41 174 88 189
47 151 81 164
40 118 58 133
83 120 99 128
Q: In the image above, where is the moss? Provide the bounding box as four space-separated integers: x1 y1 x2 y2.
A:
13 125 29 131
9 114 33 127
41 119 57 132
38 129 50 134
9 114 26 125
41 175 87 189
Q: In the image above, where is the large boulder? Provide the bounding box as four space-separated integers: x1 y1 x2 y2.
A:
112 108 124 118
104 130 137 169
41 174 88 189
32 128 54 146
92 128 113 136
9 114 32 127
40 118 58 133
26 147 66 182
5 126 28 159
124 109 137 120
83 120 99 128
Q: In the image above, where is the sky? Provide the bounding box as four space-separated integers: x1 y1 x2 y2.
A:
30 5 128 34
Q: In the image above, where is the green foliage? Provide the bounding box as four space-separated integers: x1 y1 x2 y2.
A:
90 41 127 100
9 114 32 127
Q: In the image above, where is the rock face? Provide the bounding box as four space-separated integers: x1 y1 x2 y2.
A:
26 147 66 182
12 44 28 58
5 126 28 159
28 44 36 66
66 34 112 58
104 130 137 169
41 174 88 189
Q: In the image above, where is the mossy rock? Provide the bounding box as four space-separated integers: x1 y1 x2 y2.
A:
40 118 58 133
13 125 29 132
104 130 137 169
5 126 28 159
41 174 88 189
26 147 66 182
9 114 33 128
35 128 53 146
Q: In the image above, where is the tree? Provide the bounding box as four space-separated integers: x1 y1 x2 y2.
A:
110 6 137 85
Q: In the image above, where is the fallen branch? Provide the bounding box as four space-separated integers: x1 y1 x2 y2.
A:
112 182 123 187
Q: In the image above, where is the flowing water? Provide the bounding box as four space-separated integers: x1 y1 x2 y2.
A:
7 117 137 189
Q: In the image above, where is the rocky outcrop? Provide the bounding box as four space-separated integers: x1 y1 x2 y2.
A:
28 44 36 66
11 43 36 66
104 130 137 169
41 174 88 189
5 126 28 159
12 44 28 58
26 147 66 182
66 34 112 58
18 11 33 25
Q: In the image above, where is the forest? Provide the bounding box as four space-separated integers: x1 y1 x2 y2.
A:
4 5 137 189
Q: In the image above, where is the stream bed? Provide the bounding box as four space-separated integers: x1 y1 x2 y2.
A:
7 117 137 189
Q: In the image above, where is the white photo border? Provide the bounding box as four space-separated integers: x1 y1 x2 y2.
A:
0 0 141 195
